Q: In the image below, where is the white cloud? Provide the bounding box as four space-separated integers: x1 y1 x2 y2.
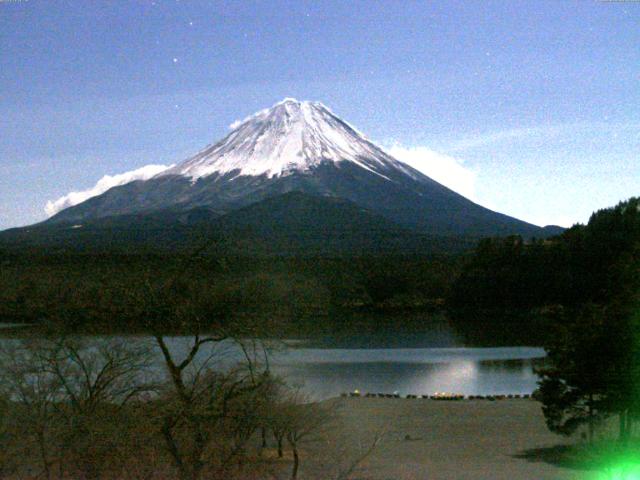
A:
525 213 576 229
229 119 242 130
45 164 173 217
386 145 478 201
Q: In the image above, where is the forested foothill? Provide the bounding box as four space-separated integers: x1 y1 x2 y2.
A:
449 197 640 343
1 198 639 348
0 251 459 338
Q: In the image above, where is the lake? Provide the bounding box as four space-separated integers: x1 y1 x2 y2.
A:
138 329 545 400
270 345 545 400
0 332 546 401
153 335 545 400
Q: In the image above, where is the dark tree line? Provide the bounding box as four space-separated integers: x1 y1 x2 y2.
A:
450 198 640 311
452 197 640 442
0 252 459 337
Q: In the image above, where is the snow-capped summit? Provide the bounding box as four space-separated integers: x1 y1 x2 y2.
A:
160 98 413 181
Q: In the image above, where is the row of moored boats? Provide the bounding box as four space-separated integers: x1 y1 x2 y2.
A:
341 390 532 401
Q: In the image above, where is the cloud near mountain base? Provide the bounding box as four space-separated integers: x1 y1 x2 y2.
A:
386 145 477 201
45 164 173 217
44 145 477 217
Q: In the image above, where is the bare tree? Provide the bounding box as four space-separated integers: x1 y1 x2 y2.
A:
0 338 62 479
134 250 280 480
47 337 153 479
152 333 273 480
273 394 387 480
0 336 153 480
265 389 331 480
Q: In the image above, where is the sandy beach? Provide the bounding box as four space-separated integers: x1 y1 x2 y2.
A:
305 397 605 480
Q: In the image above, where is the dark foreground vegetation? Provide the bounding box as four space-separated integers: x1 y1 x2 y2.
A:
0 334 382 480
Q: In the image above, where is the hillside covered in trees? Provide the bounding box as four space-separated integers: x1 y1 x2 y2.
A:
449 197 640 344
0 252 460 338
1 198 638 346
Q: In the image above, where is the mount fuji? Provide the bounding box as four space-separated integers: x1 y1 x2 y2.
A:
5 99 561 254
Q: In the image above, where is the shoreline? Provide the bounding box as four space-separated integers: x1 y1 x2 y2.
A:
309 397 601 480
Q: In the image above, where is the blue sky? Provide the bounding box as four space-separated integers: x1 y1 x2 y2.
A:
1 0 638 229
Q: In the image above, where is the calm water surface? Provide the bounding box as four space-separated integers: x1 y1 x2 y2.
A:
270 345 544 400
0 331 545 401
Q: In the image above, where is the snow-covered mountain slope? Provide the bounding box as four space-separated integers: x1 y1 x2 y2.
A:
45 98 549 239
160 98 416 181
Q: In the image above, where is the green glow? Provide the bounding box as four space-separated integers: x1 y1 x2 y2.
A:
604 459 640 480
607 465 640 480
584 442 640 480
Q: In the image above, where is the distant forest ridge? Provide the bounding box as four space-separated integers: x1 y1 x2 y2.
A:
0 197 637 346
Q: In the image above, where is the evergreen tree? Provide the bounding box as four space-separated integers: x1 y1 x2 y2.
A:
536 198 640 442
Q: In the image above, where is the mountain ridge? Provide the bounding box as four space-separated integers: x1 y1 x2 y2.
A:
0 191 480 256
17 98 562 250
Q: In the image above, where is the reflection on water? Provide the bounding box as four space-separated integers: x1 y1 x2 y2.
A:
270 348 544 400
0 333 545 401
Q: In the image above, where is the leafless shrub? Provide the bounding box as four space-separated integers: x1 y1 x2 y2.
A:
152 333 278 480
0 336 153 480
